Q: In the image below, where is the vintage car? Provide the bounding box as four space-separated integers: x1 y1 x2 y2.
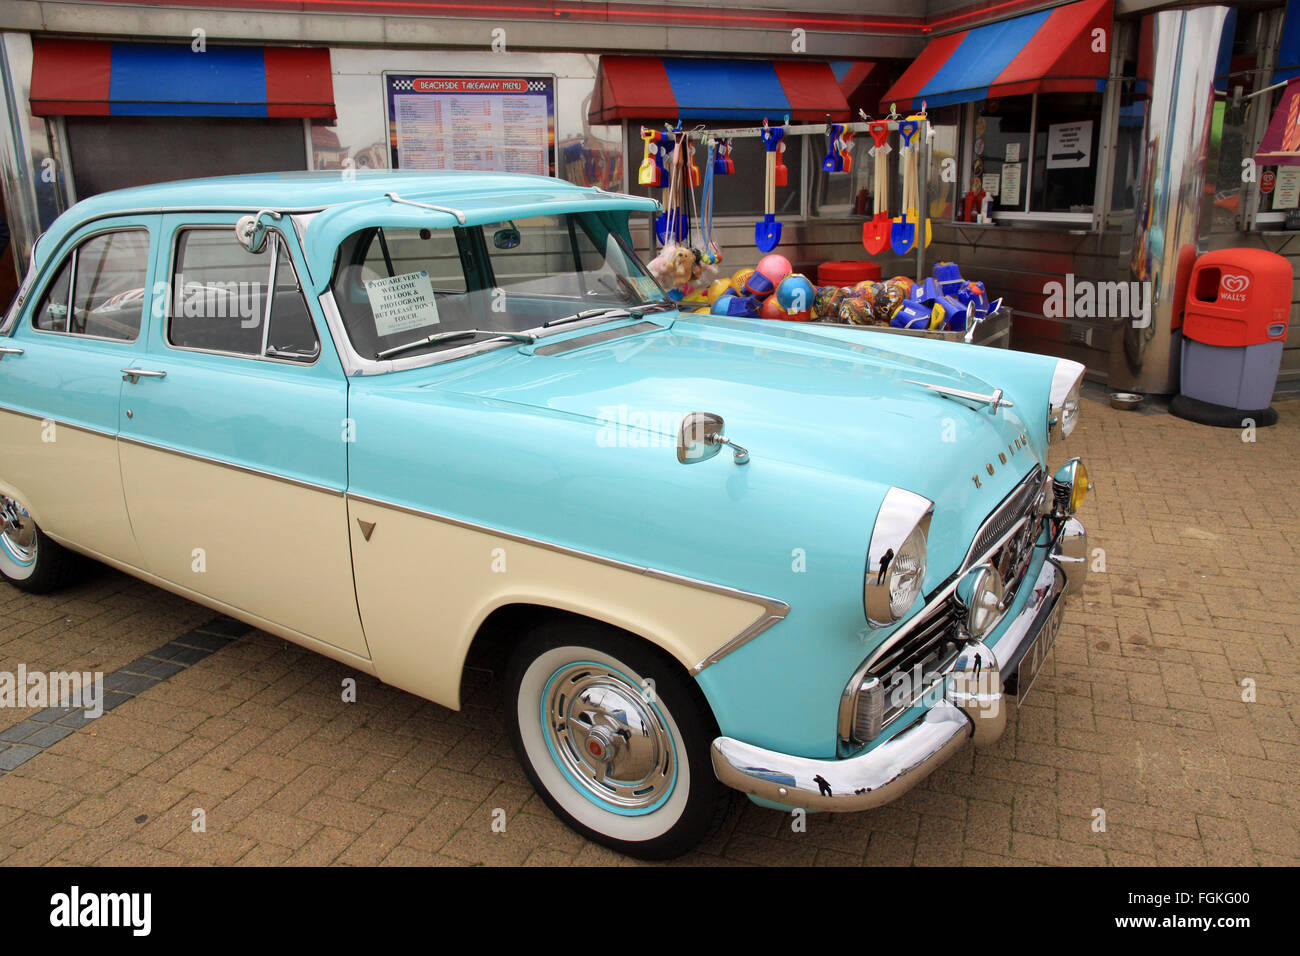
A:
0 171 1088 859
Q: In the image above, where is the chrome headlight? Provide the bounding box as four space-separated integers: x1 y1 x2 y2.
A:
953 563 1005 640
1047 359 1086 444
864 488 932 627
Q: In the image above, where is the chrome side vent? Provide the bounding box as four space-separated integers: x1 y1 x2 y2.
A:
964 466 1043 568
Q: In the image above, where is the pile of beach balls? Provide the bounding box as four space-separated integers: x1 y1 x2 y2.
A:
705 255 817 321
812 275 917 326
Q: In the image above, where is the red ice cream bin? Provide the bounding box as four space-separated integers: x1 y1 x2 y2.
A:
1178 249 1291 413
817 260 882 287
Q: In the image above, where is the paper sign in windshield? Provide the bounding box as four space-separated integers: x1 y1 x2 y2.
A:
366 271 441 337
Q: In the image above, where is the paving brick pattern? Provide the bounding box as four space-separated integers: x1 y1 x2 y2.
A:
0 395 1296 865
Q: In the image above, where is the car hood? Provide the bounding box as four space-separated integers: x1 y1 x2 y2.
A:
421 315 1044 548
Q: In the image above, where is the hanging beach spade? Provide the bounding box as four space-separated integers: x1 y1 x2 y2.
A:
756 123 784 252
890 119 918 255
863 121 891 254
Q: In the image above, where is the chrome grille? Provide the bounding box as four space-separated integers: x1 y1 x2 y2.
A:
866 598 964 735
965 466 1043 567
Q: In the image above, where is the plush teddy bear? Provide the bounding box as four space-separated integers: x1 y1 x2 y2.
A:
648 244 698 291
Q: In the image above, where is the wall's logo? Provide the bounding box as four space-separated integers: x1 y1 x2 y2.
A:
1220 274 1250 301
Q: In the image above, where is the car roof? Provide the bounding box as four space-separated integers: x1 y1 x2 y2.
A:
33 170 659 274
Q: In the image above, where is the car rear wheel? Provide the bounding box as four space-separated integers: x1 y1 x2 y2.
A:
0 495 80 593
505 620 732 860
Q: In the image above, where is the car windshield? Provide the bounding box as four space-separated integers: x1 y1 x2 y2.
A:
329 212 670 362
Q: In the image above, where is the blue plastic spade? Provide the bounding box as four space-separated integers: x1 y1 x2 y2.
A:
756 126 785 252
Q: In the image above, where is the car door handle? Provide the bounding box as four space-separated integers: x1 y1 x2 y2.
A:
0 346 23 358
122 368 167 384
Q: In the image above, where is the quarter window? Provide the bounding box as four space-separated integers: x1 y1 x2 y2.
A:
32 230 149 341
168 229 319 363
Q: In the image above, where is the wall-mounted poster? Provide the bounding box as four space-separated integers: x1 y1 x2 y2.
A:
384 74 556 176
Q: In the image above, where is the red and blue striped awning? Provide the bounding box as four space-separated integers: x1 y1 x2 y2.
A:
882 0 1113 112
588 56 854 124
30 39 335 118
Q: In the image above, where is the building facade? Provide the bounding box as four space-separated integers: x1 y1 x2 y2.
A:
1 0 1297 395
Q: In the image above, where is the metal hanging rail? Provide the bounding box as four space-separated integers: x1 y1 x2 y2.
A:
643 112 934 281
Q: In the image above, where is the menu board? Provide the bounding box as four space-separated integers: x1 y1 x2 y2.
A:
386 75 556 176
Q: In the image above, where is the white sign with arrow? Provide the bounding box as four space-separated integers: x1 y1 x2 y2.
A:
1046 120 1092 170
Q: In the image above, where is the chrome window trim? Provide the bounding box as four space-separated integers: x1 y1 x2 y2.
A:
345 492 788 671
27 225 151 345
164 224 321 368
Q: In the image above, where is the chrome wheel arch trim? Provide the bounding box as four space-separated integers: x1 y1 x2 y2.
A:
344 492 789 672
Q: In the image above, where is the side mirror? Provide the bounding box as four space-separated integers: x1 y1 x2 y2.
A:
234 215 269 254
493 224 521 250
677 411 749 465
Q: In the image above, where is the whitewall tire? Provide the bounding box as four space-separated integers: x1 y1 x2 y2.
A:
506 620 732 859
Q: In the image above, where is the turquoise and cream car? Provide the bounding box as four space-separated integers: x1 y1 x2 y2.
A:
0 171 1089 859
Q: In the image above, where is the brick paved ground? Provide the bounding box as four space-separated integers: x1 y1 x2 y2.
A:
1 394 1296 866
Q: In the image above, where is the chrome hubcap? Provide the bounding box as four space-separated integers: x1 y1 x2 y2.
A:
544 662 675 812
0 496 37 567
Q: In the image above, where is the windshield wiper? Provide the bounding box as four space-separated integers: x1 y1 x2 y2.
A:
376 328 536 360
544 308 628 328
544 301 677 329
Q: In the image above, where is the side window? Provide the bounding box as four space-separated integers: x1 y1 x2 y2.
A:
169 229 318 363
34 258 72 332
362 227 467 293
33 230 149 341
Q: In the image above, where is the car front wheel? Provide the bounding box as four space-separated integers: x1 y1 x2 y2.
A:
506 621 732 860
0 495 80 593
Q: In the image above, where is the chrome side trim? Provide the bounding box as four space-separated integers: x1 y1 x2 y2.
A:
116 435 344 497
344 492 788 670
0 403 116 439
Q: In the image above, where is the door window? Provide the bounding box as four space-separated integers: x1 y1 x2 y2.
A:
168 228 319 363
31 229 150 341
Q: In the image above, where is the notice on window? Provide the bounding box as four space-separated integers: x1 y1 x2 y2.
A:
1046 121 1093 170
1004 142 1021 163
1001 163 1022 205
982 172 1000 198
386 75 555 176
1275 167 1300 209
366 271 441 337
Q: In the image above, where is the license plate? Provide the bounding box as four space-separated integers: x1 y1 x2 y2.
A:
1017 599 1064 703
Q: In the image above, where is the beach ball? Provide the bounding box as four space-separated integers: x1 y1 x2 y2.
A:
838 298 873 326
706 278 734 305
775 273 816 314
750 254 792 296
759 296 785 319
731 268 755 296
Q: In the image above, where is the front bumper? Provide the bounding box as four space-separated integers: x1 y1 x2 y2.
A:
710 519 1085 811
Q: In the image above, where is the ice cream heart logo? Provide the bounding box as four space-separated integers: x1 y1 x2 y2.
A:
1221 274 1250 295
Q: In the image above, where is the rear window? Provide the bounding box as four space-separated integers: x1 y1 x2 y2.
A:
32 229 150 341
